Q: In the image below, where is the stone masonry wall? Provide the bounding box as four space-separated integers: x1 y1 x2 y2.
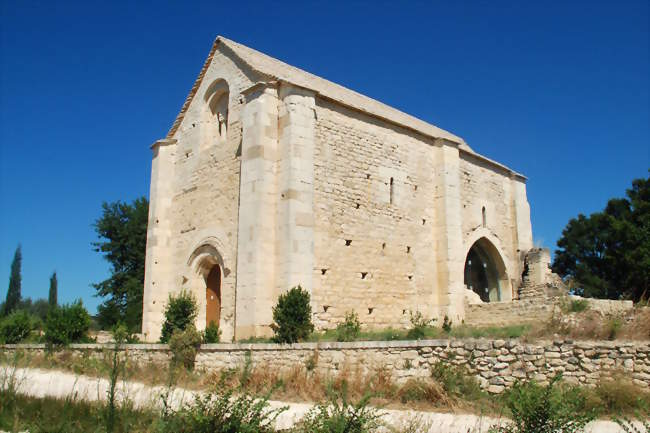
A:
4 339 649 394
312 99 439 329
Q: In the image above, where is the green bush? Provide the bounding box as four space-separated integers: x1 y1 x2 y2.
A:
294 384 383 433
44 301 91 346
0 310 34 344
158 380 286 433
203 321 221 344
568 299 589 313
270 286 314 344
335 311 361 342
406 311 433 340
490 375 595 433
169 325 203 370
160 291 198 343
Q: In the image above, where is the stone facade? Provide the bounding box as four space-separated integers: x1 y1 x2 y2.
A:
4 339 649 394
142 36 534 342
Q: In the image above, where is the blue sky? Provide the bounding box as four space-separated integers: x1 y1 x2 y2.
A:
1 1 648 314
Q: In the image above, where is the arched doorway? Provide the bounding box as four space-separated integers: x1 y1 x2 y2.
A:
463 238 506 302
205 265 221 327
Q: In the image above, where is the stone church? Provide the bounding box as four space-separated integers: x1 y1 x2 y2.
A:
142 36 534 342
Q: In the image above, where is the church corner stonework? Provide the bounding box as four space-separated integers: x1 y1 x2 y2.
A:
142 36 535 342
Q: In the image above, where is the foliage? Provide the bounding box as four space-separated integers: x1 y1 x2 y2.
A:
160 290 198 343
606 317 623 340
0 310 35 344
396 379 446 404
270 285 314 344
406 310 433 340
92 197 148 332
442 315 453 333
44 301 92 346
17 297 51 323
335 311 361 342
158 380 286 433
4 246 22 316
552 174 649 302
203 321 221 344
169 325 203 370
105 323 129 433
49 271 58 307
490 375 595 433
567 299 589 313
431 361 483 401
294 383 383 433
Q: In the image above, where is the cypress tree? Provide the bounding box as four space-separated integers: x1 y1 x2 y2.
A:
5 245 22 315
48 271 58 307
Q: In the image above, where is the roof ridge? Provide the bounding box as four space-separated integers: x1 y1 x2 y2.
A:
216 35 467 147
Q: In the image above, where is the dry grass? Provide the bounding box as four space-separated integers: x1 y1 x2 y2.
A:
527 306 650 341
3 349 649 419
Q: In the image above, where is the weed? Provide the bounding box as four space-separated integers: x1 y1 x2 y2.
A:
335 311 361 342
294 382 384 433
305 350 319 372
442 315 453 333
406 311 434 340
568 299 589 313
490 374 596 433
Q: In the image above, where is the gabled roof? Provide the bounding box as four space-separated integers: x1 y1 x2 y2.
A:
167 36 526 179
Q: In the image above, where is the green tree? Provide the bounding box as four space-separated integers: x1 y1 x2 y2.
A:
270 285 314 343
4 246 22 316
553 174 649 302
48 271 58 307
92 197 148 332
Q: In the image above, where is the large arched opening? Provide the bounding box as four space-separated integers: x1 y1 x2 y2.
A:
463 237 508 302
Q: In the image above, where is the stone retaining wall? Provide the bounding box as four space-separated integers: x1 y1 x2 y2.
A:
3 339 649 394
464 299 556 327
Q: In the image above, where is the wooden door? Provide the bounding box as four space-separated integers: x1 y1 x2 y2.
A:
206 266 221 327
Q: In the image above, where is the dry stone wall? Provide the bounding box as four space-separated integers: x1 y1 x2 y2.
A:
4 339 649 394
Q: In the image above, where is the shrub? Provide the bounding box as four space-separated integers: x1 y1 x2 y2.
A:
442 315 452 333
160 291 198 343
0 310 34 344
397 378 446 404
203 321 221 344
607 317 623 340
44 301 91 346
431 361 483 401
406 311 433 340
270 285 314 344
335 311 361 342
294 384 383 433
158 379 286 433
169 325 202 370
568 299 589 313
490 374 595 433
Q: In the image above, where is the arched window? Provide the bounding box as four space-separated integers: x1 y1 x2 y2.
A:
202 79 229 147
482 206 486 228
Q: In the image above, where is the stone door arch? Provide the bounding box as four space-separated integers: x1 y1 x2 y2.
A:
463 237 509 302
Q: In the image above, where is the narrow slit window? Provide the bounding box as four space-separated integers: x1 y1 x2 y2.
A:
482 206 486 228
389 177 394 205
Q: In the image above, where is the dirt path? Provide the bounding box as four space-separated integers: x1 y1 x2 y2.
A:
2 366 633 432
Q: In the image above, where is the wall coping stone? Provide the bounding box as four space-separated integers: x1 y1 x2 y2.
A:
2 339 649 353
